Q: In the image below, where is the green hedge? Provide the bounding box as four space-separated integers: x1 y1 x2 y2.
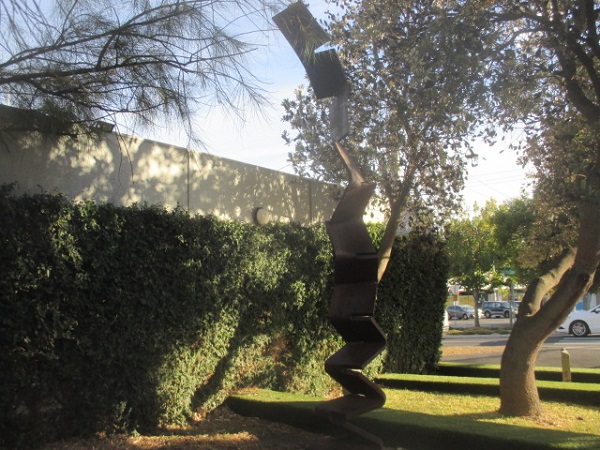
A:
0 188 448 447
375 373 600 407
376 230 449 374
437 362 600 384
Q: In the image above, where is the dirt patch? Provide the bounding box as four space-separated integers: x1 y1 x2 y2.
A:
38 406 327 450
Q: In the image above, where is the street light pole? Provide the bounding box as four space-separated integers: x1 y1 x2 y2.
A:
509 281 515 328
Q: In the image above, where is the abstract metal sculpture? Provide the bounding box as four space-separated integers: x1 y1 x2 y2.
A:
274 3 386 448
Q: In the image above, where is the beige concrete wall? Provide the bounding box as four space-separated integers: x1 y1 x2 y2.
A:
0 127 340 225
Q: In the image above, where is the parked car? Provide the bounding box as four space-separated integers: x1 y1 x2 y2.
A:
447 305 476 320
557 305 600 337
481 301 517 318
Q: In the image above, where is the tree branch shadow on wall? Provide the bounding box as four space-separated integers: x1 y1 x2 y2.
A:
0 119 337 225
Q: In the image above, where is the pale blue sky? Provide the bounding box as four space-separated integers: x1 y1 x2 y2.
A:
166 0 530 210
31 0 530 209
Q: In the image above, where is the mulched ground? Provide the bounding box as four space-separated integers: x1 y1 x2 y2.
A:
38 347 491 450
38 405 338 450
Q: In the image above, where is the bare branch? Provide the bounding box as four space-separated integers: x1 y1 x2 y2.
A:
0 0 277 137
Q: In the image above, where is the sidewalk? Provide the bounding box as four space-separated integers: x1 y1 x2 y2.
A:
442 335 600 369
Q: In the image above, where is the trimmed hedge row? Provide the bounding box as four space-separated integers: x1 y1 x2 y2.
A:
227 388 592 450
0 188 448 447
437 362 600 383
375 372 600 407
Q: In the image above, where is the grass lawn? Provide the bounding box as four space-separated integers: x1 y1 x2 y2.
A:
41 385 600 450
36 340 600 449
384 388 599 436
229 387 600 449
38 381 600 450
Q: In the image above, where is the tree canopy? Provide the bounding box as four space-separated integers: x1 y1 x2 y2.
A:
282 0 493 279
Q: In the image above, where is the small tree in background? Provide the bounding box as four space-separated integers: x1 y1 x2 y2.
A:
447 201 503 326
492 197 540 284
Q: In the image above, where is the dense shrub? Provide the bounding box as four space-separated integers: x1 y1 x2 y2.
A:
0 188 447 447
377 232 449 374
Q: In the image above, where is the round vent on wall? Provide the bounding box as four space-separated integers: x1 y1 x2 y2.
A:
253 207 271 226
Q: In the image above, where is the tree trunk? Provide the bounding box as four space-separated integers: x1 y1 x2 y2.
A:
499 318 544 416
499 199 600 416
376 170 415 282
500 266 592 415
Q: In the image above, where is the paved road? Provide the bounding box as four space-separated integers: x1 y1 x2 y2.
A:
442 330 600 369
447 316 516 329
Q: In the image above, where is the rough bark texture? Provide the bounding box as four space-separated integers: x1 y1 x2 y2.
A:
499 200 600 416
376 168 415 282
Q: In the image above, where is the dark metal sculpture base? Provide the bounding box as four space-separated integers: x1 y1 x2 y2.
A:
315 143 386 449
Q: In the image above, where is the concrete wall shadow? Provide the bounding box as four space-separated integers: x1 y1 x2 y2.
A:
0 116 339 225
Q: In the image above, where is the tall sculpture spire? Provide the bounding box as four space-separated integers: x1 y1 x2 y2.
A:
274 3 386 448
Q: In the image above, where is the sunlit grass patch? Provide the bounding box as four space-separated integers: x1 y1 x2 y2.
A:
384 388 600 435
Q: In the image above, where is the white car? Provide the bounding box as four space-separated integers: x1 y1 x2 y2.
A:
557 305 600 337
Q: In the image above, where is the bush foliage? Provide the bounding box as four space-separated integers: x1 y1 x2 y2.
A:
0 188 447 447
